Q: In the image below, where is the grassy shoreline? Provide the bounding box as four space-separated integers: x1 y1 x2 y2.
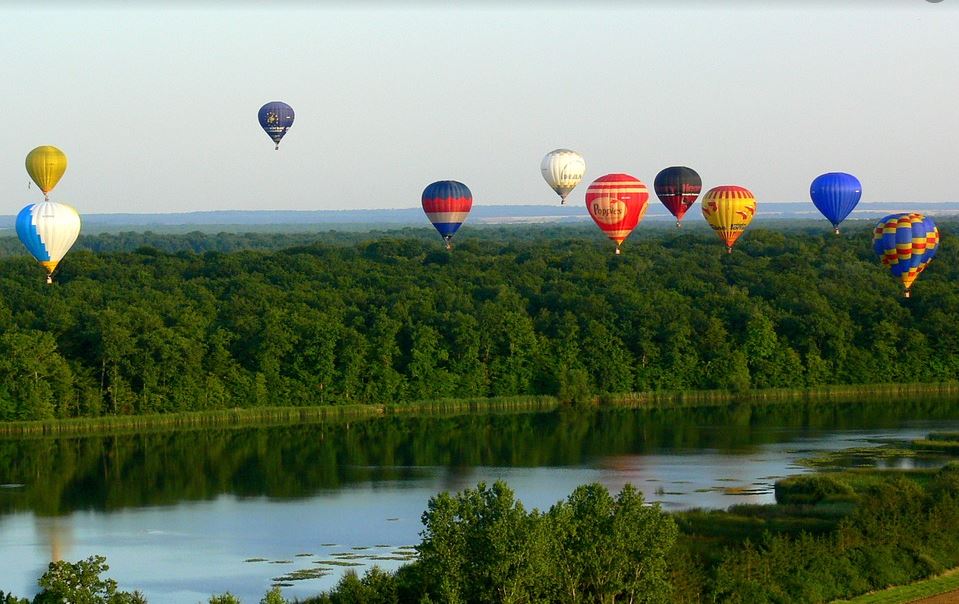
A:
1 381 958 437
833 566 959 603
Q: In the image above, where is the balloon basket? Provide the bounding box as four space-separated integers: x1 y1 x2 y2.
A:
833 227 840 236
904 289 911 299
46 274 53 285
614 247 621 256
726 246 733 254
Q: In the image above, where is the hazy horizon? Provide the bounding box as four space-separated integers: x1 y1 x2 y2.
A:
2 1 956 215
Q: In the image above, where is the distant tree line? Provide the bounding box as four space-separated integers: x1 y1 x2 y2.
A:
0 224 957 420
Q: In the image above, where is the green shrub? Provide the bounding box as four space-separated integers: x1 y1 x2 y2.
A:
774 473 855 505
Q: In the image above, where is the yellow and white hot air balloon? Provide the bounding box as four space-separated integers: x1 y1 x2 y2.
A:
16 201 81 284
25 146 68 201
541 149 586 205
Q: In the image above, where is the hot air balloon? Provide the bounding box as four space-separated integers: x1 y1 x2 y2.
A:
701 186 757 253
258 101 295 150
872 212 939 298
422 180 472 250
585 173 649 255
810 172 862 235
16 201 81 284
25 146 67 201
541 149 586 205
654 166 702 227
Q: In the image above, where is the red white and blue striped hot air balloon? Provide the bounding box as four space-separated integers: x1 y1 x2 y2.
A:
422 180 472 250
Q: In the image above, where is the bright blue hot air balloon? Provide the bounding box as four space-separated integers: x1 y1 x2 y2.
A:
258 101 295 150
810 172 862 234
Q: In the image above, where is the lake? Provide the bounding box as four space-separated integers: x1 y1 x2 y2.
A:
2 399 958 602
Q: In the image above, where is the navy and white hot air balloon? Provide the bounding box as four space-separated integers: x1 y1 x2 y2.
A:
16 201 81 284
258 101 295 150
810 172 862 235
422 181 472 250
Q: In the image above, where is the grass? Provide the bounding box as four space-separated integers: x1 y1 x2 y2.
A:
928 433 959 442
834 567 959 603
270 567 331 583
913 439 959 454
796 446 920 469
2 381 959 437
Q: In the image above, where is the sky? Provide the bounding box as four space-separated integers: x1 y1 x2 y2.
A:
1 0 956 214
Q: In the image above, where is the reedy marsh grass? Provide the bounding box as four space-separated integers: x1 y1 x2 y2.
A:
1 382 958 438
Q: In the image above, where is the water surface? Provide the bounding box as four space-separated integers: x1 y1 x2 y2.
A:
1 400 958 602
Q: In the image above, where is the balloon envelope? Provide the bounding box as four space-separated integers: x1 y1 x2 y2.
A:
16 201 82 280
258 101 295 149
25 146 67 200
810 172 862 233
872 212 939 296
422 180 472 248
654 166 702 225
585 173 649 253
701 186 757 252
541 149 586 204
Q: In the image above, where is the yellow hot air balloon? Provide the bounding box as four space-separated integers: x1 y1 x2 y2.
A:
25 146 68 201
701 185 757 253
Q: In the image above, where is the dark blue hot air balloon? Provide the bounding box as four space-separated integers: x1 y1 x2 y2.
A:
810 172 862 234
258 101 295 150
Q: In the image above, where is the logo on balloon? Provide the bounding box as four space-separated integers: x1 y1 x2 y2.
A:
590 198 628 225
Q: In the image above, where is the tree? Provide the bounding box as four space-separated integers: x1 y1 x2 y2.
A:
33 555 145 604
547 483 678 604
0 330 74 421
417 481 552 603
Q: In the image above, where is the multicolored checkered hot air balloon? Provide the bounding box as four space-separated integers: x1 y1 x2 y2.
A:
16 201 82 284
701 186 757 253
872 213 939 298
654 166 702 227
541 149 586 205
585 173 649 255
422 180 472 250
810 172 862 235
258 101 295 150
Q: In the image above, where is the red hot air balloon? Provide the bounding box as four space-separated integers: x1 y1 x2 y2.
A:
585 173 649 254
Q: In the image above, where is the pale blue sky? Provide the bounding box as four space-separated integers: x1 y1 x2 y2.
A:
1 1 955 214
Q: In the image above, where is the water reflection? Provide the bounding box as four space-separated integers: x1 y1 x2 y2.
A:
3 400 959 517
1 399 959 602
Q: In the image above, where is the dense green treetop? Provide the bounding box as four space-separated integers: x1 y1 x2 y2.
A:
0 223 956 420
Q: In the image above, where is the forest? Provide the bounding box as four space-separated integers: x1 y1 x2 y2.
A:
0 221 956 421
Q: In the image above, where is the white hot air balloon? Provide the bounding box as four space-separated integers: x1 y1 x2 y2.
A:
16 201 82 284
541 149 586 205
